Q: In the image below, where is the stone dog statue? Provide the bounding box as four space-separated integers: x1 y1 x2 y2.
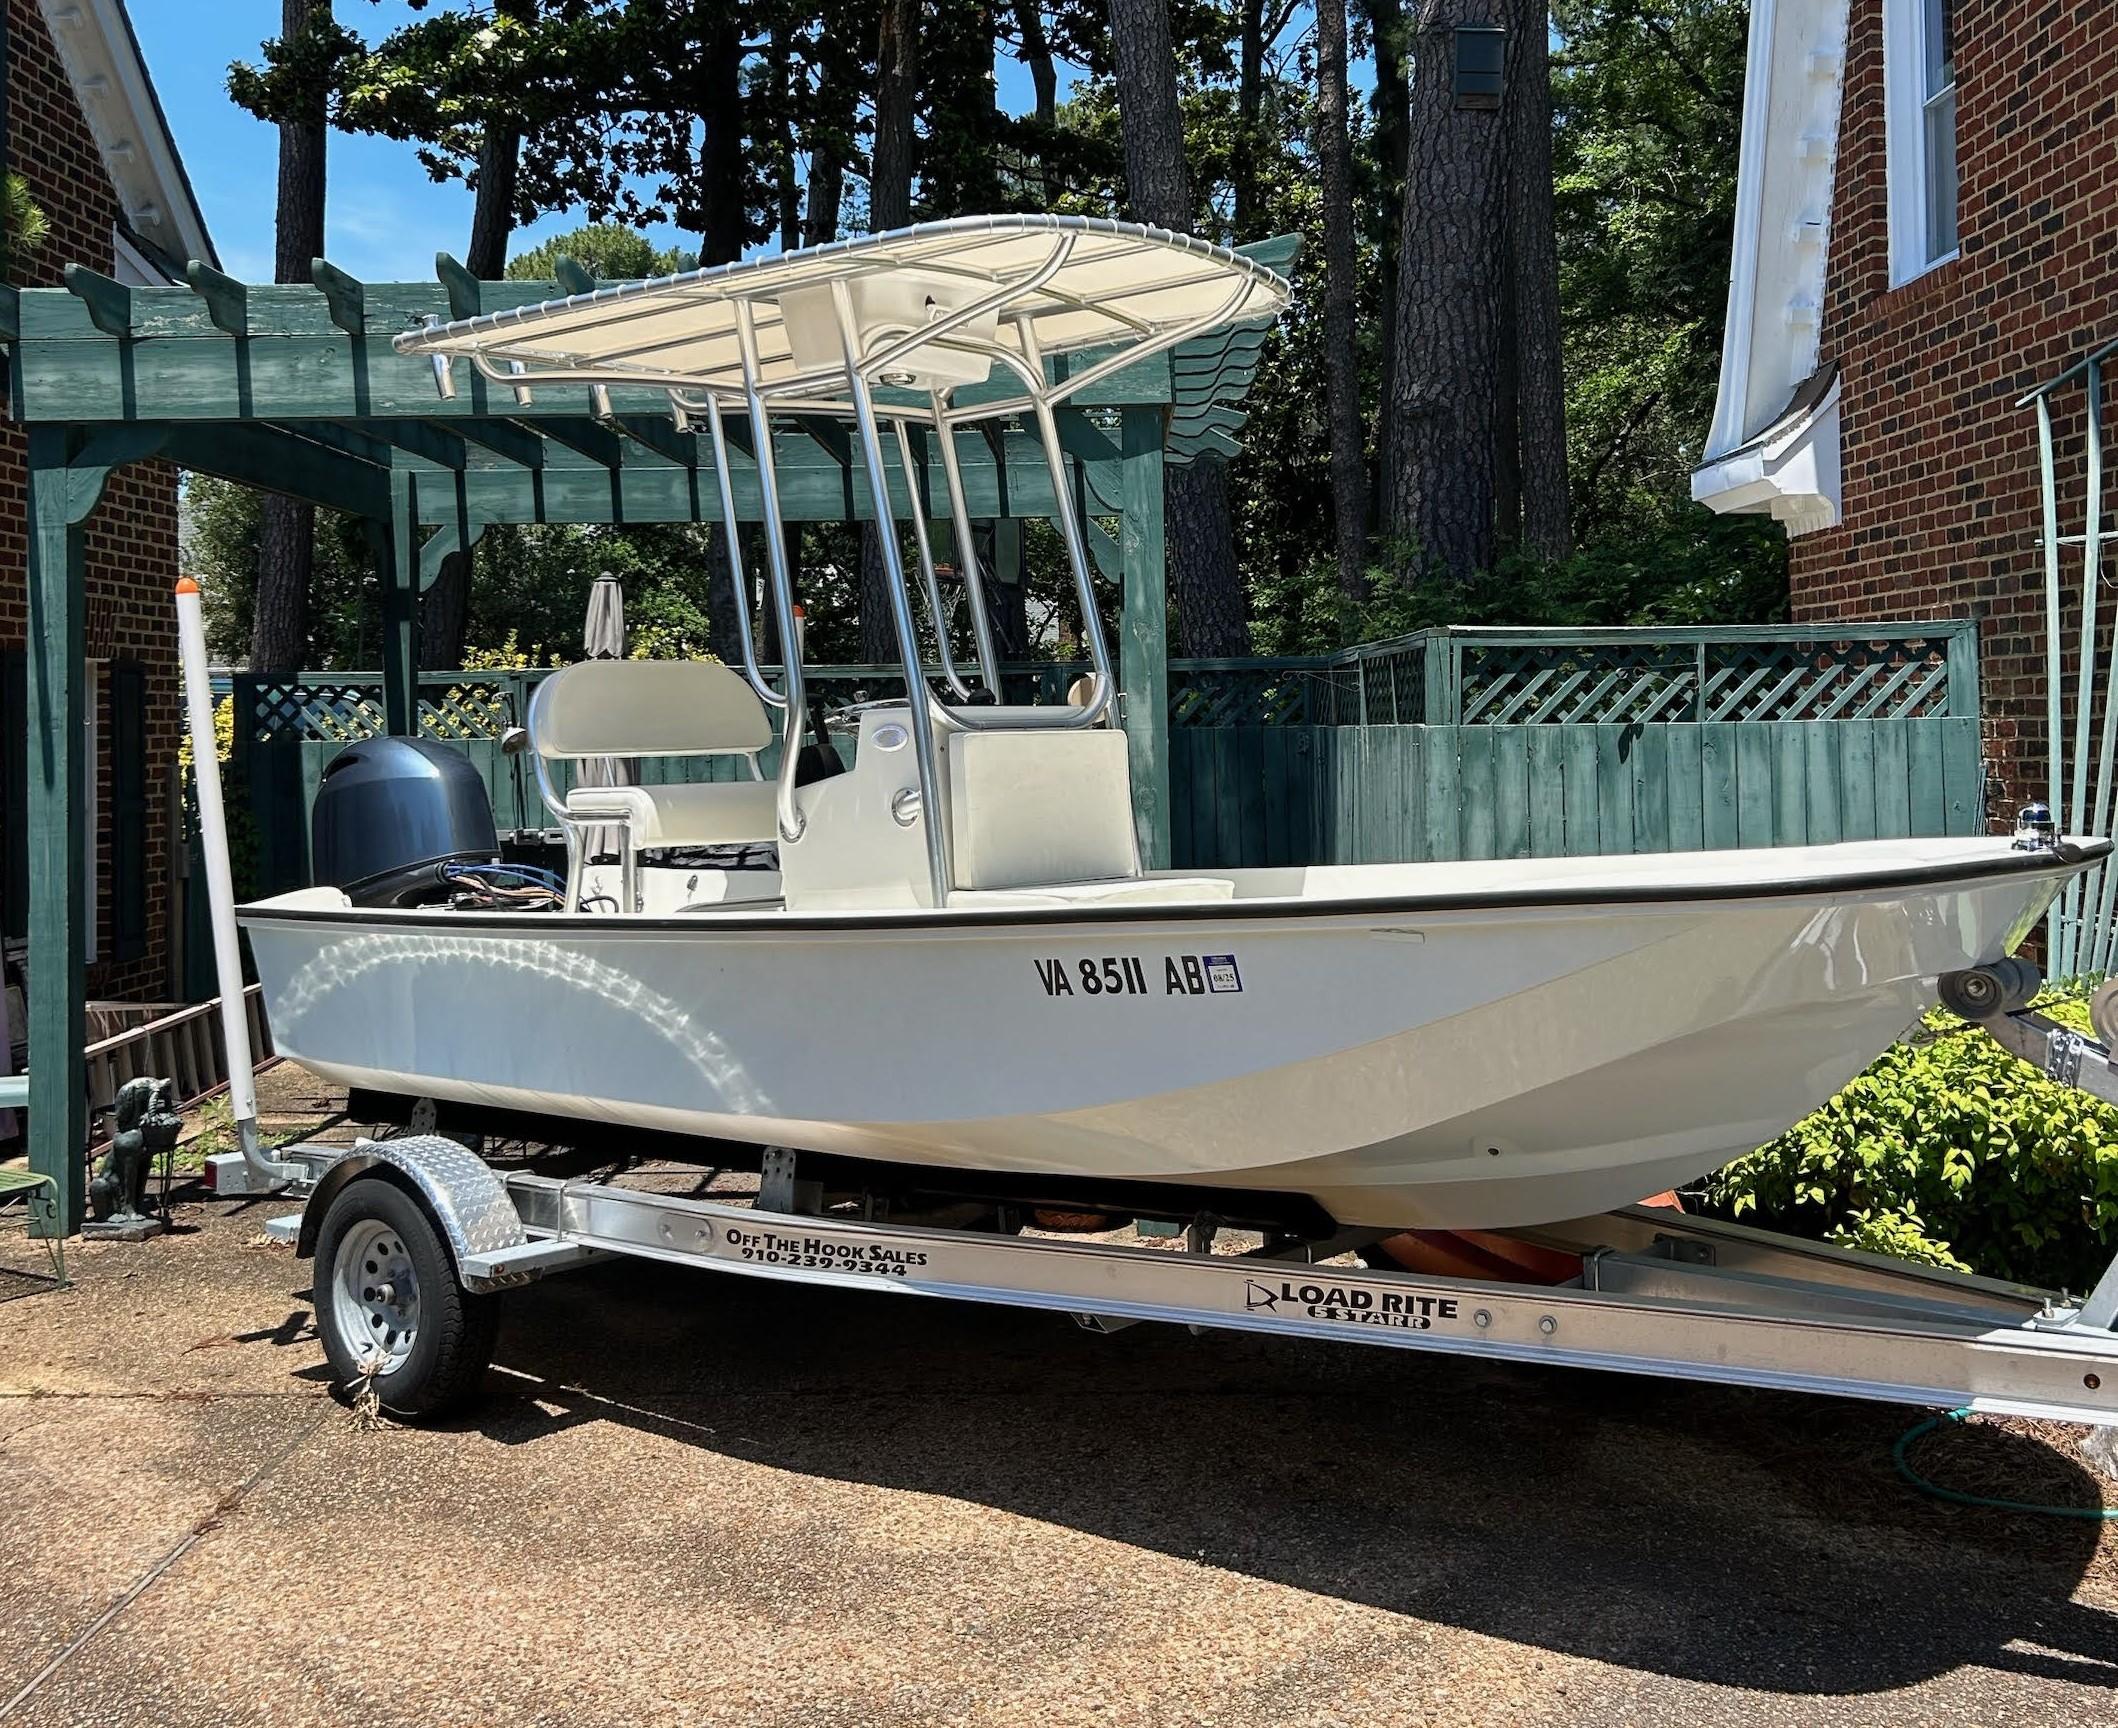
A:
90 1076 182 1224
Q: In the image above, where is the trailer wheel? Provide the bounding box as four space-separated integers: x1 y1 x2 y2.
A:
313 1176 498 1419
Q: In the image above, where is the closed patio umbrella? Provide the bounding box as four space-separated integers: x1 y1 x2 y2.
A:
575 571 631 859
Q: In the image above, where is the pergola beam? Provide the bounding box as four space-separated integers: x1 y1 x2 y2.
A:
440 437 1105 526
61 263 130 336
277 419 402 470
5 278 1180 424
371 418 471 470
184 261 250 335
551 254 596 297
613 414 699 467
530 415 628 469
312 258 365 334
161 422 391 516
447 417 547 468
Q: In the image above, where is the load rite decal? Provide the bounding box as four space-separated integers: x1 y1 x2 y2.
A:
1033 953 1244 998
722 1225 929 1278
1243 1278 1461 1331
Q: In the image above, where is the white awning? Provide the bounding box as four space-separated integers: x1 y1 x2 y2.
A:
394 215 1290 407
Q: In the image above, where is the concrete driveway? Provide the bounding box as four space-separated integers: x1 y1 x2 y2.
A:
3 1180 2117 1727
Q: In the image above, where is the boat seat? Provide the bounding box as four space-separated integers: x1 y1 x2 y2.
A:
529 659 779 909
949 876 1237 910
564 778 779 850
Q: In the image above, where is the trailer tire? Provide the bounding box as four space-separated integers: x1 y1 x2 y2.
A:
313 1175 498 1420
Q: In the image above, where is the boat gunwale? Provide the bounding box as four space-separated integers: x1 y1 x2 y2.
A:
234 838 2105 938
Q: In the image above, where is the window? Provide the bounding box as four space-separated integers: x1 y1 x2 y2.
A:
1920 0 1959 258
1885 0 1959 282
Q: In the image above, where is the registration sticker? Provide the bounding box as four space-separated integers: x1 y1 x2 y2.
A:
1203 954 1242 993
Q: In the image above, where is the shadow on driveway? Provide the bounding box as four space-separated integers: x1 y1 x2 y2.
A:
291 1253 2118 1699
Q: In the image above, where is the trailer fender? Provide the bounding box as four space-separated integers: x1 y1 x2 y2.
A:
296 1135 526 1273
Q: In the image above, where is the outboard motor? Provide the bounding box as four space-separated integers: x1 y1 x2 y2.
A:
312 738 500 906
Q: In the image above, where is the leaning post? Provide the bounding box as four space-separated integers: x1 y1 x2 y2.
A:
1120 407 1170 870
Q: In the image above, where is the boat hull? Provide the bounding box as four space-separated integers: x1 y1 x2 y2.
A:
239 841 2081 1230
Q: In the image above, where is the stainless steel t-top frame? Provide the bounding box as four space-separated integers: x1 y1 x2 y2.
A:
395 215 1294 903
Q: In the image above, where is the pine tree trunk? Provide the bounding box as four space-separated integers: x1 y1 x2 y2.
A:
860 0 919 663
1166 459 1249 656
1110 0 1248 655
698 11 747 265
707 533 747 666
250 0 329 674
419 121 519 672
463 122 519 278
803 49 853 246
1314 0 1369 609
770 24 802 250
1495 251 1520 548
860 532 899 664
251 501 315 674
1364 0 1411 505
1011 0 1057 199
1231 0 1266 240
871 0 917 231
1382 1 1511 584
1507 0 1571 561
1108 0 1190 230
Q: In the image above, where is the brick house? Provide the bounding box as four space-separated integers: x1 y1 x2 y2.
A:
0 0 212 1058
1692 0 2116 822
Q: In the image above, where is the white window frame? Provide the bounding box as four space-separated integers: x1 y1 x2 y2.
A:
1883 0 1959 285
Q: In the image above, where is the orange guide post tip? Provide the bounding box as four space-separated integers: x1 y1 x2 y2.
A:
175 577 200 595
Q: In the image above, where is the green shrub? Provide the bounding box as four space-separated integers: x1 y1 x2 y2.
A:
1700 980 2118 1293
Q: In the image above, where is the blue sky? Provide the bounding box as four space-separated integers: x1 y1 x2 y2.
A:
129 2 1093 283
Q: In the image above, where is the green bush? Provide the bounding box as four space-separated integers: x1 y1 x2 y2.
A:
1700 980 2118 1293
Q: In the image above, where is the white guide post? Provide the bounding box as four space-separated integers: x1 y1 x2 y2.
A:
173 579 299 1189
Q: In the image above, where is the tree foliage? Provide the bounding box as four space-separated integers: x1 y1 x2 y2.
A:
209 0 1787 669
1703 984 2118 1292
503 224 694 280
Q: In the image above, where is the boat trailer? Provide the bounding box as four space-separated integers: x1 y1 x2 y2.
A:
234 960 2118 1425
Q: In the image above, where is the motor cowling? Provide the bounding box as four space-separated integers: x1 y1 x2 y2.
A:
312 738 499 906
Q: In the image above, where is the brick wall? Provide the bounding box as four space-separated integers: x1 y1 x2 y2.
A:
1 0 183 1002
1792 0 2118 827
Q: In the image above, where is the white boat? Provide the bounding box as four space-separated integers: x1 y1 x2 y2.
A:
233 215 2098 1232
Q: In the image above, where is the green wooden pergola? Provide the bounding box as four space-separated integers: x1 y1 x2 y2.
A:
4 233 1293 1237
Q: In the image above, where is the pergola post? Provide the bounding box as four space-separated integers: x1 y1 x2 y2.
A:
1119 408 1170 869
23 431 94 1235
379 471 419 735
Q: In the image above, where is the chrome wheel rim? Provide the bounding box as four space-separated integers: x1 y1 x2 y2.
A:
331 1217 420 1376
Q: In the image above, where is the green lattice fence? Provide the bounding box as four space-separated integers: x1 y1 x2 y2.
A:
223 621 1986 893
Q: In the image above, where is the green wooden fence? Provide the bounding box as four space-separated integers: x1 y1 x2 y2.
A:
218 621 1986 895
1170 717 1984 870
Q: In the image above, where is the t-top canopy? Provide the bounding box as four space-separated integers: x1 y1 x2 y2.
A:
393 214 1290 413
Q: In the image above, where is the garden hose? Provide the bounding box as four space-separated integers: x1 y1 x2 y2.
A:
1893 1407 2118 1519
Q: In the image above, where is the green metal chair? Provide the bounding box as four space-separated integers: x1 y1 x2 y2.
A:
0 1076 65 1288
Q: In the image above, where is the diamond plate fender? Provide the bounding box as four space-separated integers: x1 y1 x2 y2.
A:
294 1135 527 1275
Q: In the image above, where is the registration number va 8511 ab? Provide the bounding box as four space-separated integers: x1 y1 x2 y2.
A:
1032 954 1243 999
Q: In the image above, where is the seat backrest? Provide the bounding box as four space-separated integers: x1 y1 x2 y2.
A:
946 726 1139 891
531 659 773 760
